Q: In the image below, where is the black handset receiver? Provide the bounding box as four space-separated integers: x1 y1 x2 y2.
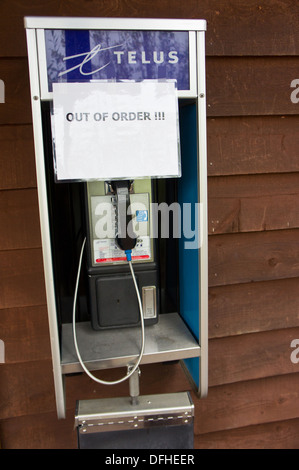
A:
110 180 137 252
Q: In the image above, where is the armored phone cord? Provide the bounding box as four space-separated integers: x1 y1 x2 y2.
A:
72 237 145 385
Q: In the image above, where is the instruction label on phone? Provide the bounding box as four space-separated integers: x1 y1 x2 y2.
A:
94 236 151 264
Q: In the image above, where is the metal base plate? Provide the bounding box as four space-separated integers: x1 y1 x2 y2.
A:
75 392 194 449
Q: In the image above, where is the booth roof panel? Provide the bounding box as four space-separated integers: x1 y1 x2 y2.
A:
24 16 206 32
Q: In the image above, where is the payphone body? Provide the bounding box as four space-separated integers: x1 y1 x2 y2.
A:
25 17 208 420
85 179 159 330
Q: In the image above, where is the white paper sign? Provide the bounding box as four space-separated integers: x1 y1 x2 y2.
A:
52 81 181 181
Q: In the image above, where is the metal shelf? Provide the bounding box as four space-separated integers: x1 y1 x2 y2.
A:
61 312 200 374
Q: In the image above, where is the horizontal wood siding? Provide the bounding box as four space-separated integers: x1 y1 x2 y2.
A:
208 173 299 234
0 189 41 249
195 418 299 449
209 278 299 338
206 57 299 116
0 1 299 57
193 374 299 435
0 125 36 190
209 328 299 386
207 116 299 176
209 229 299 287
0 0 299 450
0 249 46 309
0 305 50 364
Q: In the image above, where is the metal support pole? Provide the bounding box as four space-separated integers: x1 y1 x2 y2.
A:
128 365 141 405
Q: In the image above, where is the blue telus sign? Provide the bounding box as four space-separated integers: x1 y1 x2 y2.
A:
45 29 190 91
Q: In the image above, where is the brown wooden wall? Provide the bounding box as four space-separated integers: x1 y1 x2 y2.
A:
1 0 299 449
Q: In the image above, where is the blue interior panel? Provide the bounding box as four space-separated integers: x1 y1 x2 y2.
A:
178 102 200 388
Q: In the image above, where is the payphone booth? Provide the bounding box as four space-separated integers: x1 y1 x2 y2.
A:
25 17 208 448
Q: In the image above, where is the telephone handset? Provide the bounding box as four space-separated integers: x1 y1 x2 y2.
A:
109 180 137 254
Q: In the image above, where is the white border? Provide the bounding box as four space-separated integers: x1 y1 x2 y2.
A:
196 30 208 398
26 28 66 419
25 16 206 31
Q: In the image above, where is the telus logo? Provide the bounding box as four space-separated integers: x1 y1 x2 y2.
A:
58 44 179 78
